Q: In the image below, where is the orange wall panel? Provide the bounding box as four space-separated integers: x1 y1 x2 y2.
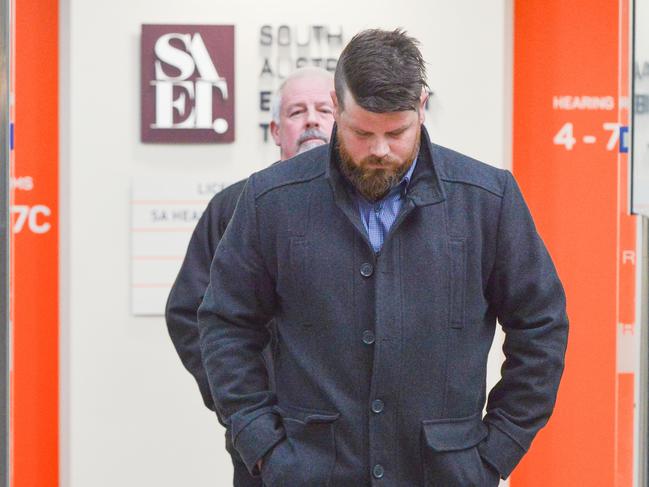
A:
12 0 59 485
512 0 626 485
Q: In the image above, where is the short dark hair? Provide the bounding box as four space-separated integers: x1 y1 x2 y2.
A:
334 29 428 113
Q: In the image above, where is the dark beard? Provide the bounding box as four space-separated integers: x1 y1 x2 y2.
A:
336 134 420 202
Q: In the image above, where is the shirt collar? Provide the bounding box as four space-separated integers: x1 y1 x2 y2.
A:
379 156 418 201
401 156 418 190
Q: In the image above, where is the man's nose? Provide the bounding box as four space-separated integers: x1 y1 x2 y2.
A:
305 107 319 128
370 137 390 159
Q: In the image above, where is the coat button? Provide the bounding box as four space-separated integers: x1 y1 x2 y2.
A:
371 399 385 414
360 262 374 277
362 330 375 345
372 464 385 479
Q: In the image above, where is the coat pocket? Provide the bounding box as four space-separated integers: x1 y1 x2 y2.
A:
276 237 310 323
262 403 340 487
448 238 466 328
289 238 308 276
421 412 490 487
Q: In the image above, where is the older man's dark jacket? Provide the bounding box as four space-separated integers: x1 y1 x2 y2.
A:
166 179 266 487
167 179 247 412
198 126 569 487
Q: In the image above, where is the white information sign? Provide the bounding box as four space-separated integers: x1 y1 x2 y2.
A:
130 177 230 315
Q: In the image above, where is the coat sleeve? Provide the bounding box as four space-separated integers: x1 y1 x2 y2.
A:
165 194 222 414
478 170 569 479
198 174 283 475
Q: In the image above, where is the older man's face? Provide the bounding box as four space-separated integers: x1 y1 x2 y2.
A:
271 75 335 160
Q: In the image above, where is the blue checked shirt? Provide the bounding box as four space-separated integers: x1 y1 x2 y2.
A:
356 158 418 253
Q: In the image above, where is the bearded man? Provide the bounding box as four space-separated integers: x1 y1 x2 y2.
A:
198 29 568 486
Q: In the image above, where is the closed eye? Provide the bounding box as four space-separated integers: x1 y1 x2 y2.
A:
386 128 407 137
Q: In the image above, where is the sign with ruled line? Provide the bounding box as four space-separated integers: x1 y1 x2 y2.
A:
130 177 230 315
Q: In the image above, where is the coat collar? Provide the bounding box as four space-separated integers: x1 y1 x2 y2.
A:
324 124 446 208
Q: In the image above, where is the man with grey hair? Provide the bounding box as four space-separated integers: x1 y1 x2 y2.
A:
198 29 567 486
270 67 333 160
165 67 334 487
270 66 334 159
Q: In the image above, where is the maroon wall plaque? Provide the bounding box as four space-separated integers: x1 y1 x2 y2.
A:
141 25 235 143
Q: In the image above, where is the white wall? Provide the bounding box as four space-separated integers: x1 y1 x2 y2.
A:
62 1 510 486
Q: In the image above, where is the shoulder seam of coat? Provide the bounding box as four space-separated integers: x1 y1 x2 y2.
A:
440 177 505 198
255 170 326 200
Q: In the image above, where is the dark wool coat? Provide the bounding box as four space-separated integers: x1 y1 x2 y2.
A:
198 126 568 487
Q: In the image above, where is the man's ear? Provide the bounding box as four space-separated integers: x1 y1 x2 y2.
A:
331 90 340 120
270 120 281 147
418 88 428 124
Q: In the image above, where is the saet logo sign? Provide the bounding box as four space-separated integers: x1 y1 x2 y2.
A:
141 25 234 143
